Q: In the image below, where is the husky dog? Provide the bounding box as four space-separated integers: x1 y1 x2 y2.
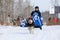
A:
27 17 34 34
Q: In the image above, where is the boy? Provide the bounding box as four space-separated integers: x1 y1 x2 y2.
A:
31 6 43 30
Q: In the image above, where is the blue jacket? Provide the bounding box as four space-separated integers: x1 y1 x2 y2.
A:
31 11 43 27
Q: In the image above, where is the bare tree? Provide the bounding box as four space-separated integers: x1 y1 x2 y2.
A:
0 0 33 24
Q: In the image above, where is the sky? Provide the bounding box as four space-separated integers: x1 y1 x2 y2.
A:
30 0 60 12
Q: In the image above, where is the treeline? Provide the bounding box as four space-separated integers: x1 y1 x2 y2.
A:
0 0 33 23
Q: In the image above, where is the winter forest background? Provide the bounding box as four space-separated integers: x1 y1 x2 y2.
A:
0 0 60 25
0 0 33 23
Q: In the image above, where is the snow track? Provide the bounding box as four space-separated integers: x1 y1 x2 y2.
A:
0 25 60 40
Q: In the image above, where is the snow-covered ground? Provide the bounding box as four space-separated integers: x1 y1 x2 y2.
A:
0 25 60 40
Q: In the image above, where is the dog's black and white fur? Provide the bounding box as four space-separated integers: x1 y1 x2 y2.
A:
27 18 34 34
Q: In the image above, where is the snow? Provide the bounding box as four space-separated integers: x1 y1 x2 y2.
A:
0 25 60 40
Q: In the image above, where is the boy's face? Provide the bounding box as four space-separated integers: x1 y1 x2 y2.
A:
35 8 39 11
